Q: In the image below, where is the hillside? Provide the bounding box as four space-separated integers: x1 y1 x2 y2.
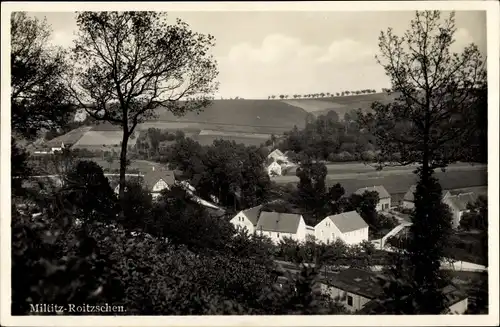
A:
49 93 397 149
281 92 399 118
153 99 310 134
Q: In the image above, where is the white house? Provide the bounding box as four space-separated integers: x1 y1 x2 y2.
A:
443 192 477 229
229 205 262 234
267 149 289 164
256 211 307 244
403 185 451 209
314 211 369 245
267 161 282 177
142 169 176 199
354 186 391 211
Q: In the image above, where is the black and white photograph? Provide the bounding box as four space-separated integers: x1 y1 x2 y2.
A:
1 1 498 326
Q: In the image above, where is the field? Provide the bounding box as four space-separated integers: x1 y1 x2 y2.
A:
61 94 399 148
154 99 309 134
274 165 487 196
90 158 165 172
280 92 397 118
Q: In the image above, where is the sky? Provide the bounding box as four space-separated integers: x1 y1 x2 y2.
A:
31 11 486 99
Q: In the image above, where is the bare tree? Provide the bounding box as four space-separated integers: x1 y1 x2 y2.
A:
67 12 219 200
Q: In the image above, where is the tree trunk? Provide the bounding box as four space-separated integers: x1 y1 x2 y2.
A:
119 130 129 202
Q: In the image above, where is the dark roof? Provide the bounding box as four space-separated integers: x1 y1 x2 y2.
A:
445 192 477 211
241 205 263 225
142 170 176 190
107 175 143 189
328 211 369 233
358 283 468 313
354 185 390 199
256 211 302 234
404 185 452 203
323 268 384 300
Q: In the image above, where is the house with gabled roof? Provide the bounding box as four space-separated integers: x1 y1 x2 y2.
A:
142 169 176 199
230 205 263 234
443 192 478 229
402 184 451 209
314 211 369 245
256 211 307 244
354 185 391 211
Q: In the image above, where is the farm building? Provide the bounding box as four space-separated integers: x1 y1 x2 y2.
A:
255 212 308 244
267 161 282 177
354 185 391 211
402 184 452 209
443 192 478 229
229 205 263 234
322 268 468 314
314 211 369 245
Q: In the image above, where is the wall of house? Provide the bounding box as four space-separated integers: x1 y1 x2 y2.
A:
267 163 282 176
402 200 414 209
152 179 169 192
314 218 343 244
342 226 369 245
443 198 462 229
230 212 255 234
377 197 391 211
448 298 468 314
259 230 297 244
320 284 372 312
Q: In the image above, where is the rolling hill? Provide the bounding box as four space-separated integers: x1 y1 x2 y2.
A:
50 93 396 148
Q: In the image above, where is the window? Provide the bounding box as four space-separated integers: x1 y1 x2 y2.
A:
347 295 353 306
277 233 280 238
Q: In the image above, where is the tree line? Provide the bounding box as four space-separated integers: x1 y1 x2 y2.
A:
267 89 380 100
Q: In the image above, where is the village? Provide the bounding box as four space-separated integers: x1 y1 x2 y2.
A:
6 7 493 320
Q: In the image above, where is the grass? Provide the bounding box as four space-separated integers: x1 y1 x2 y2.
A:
275 167 487 195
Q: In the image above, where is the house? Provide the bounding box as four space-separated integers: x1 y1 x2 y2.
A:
267 161 282 177
256 211 308 244
230 205 262 234
142 169 176 199
354 186 391 211
443 192 477 229
322 268 469 314
402 185 452 209
267 149 289 164
314 211 369 245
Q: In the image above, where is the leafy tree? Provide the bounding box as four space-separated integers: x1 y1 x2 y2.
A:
295 159 328 222
357 11 485 313
151 186 235 253
63 160 118 221
119 180 153 231
326 183 345 214
460 195 487 231
344 191 379 229
67 12 219 200
11 12 74 139
11 138 32 196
